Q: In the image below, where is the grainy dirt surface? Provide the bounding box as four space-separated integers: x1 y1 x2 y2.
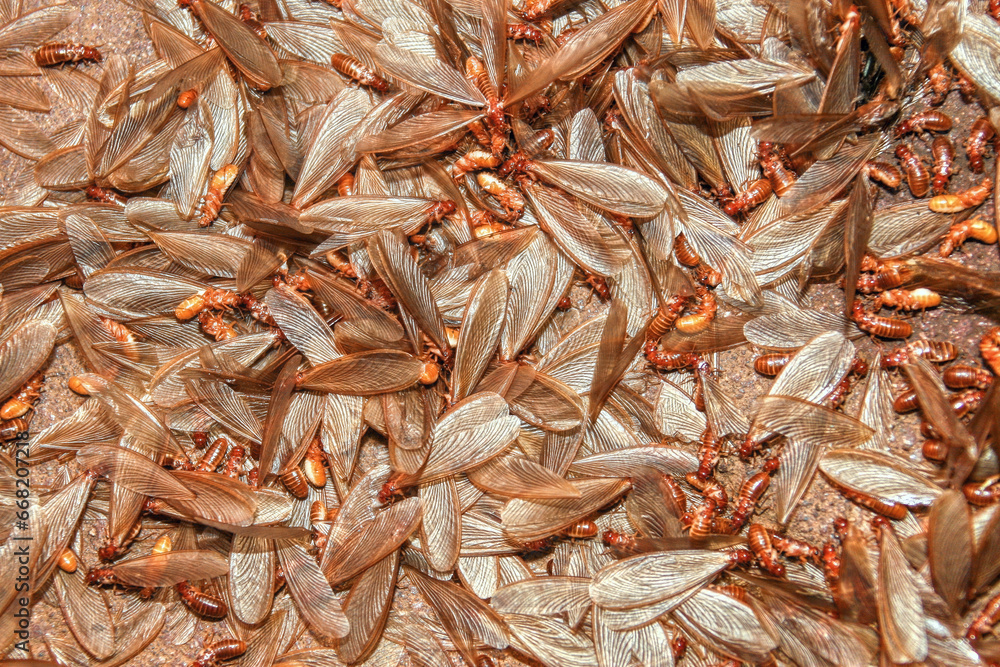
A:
8 1 1000 665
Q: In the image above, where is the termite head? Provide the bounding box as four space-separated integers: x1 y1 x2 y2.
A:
871 515 893 534
762 457 780 473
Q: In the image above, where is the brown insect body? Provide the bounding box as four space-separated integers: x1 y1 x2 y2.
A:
968 591 1000 641
85 185 128 206
177 88 199 108
684 473 728 509
196 437 229 472
198 164 240 227
190 639 247 667
379 471 409 504
1 373 44 420
851 302 913 339
723 178 772 216
58 549 78 573
828 480 907 519
646 294 689 344
730 458 780 531
950 389 985 418
928 63 952 105
863 161 902 189
943 365 993 390
97 520 141 561
767 530 821 563
177 581 227 618
176 287 242 320
939 216 999 256
759 142 797 196
198 311 237 340
303 438 327 487
465 56 505 154
506 22 544 43
882 339 958 367
982 327 1000 375
280 467 309 499
892 389 919 413
747 524 785 577
963 478 1000 506
477 172 523 218
695 427 722 481
895 144 930 197
0 418 28 441
676 285 717 334
562 519 598 538
34 43 103 66
894 110 952 137
686 498 718 541
966 118 996 173
922 439 947 462
753 352 792 376
452 150 501 179
875 288 941 311
602 529 637 551
238 4 266 39
221 445 244 478
931 136 955 193
331 54 389 92
928 178 993 213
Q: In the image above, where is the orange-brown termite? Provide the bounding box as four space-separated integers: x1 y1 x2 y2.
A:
922 439 947 462
0 418 28 441
695 427 722 481
506 22 544 42
686 498 718 541
828 480 908 519
895 144 930 197
881 339 958 367
303 438 327 488
175 287 243 320
982 327 1000 375
452 150 501 180
195 437 228 472
176 582 227 618
601 529 637 551
465 56 505 153
177 88 199 108
863 161 902 189
928 178 992 213
747 524 786 577
753 352 793 376
931 136 955 193
198 164 240 227
477 172 524 218
238 3 267 39
892 387 919 414
85 185 128 206
222 446 244 479
34 43 102 66
939 216 999 256
325 249 357 278
330 54 390 92
684 473 728 509
279 467 309 499
730 458 780 530
676 285 717 334
950 389 985 418
943 365 993 390
874 288 941 311
967 590 1000 641
758 141 797 196
58 549 78 573
894 110 952 137
562 519 599 538
966 117 996 173
723 179 772 216
850 302 913 339
1 373 44 420
189 639 246 667
928 63 952 105
963 478 1000 507
198 311 238 341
